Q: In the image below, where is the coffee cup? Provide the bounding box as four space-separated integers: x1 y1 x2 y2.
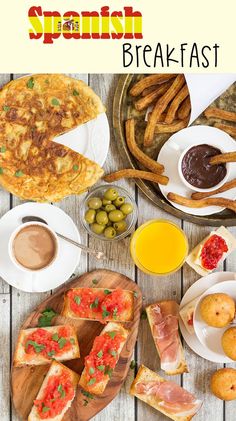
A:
8 222 59 273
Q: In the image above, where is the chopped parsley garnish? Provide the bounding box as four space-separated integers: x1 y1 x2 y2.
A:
134 292 138 298
113 308 118 319
47 350 55 357
42 405 50 413
74 295 81 305
104 289 111 295
70 338 75 344
58 337 67 349
0 146 6 153
15 170 23 177
89 367 95 375
0 167 3 175
52 333 59 342
51 98 60 106
130 360 137 369
92 279 98 285
73 89 79 96
102 307 110 319
109 350 117 357
107 331 116 339
38 308 57 327
73 164 79 171
97 365 105 371
81 390 94 399
26 340 45 354
45 79 49 84
2 105 10 112
58 384 66 398
27 77 34 89
90 297 99 309
105 366 113 378
87 378 96 386
141 310 147 320
97 350 103 358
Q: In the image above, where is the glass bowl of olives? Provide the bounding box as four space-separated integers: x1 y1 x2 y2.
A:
80 185 138 241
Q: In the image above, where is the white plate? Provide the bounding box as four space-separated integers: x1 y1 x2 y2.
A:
158 125 236 216
0 203 81 293
179 271 236 363
54 113 110 166
194 280 236 362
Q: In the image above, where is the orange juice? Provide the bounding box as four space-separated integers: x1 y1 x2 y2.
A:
130 220 188 275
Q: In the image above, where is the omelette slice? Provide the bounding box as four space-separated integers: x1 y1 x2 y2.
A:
0 74 105 202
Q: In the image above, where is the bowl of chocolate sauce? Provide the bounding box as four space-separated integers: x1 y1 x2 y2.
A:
178 144 230 192
8 222 59 272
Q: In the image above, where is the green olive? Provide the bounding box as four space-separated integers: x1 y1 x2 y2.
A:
113 220 127 233
104 188 118 201
113 196 125 207
108 209 124 222
85 209 96 224
104 226 116 239
120 203 133 215
104 204 116 212
87 197 102 210
96 210 109 225
102 198 112 206
91 223 105 235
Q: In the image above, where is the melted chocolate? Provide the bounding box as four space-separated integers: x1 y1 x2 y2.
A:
181 144 227 189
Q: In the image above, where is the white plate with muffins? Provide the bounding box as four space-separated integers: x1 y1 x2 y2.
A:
179 271 236 363
0 203 81 292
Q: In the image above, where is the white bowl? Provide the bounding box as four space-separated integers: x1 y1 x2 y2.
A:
193 280 236 362
178 143 231 193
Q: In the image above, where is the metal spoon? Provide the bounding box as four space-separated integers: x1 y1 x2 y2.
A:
21 216 107 261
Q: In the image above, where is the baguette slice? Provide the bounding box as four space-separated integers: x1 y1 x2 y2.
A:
14 325 80 367
186 226 236 276
62 287 134 322
146 301 188 375
79 322 129 395
28 361 79 421
130 365 202 421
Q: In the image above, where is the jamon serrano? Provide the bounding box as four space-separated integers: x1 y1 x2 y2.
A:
130 365 202 421
146 300 188 375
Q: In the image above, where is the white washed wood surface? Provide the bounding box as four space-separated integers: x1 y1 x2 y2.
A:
0 74 235 421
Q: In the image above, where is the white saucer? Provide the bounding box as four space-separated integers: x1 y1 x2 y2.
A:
179 271 236 363
158 126 236 216
0 203 81 293
194 280 236 362
54 113 110 166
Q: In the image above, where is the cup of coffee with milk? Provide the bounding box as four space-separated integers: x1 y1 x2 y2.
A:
8 222 59 272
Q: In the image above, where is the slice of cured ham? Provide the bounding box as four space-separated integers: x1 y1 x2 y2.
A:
146 301 188 374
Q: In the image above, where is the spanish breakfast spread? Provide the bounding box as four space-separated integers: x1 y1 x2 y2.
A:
181 144 227 189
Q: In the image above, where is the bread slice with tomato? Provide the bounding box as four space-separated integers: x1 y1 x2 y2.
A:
14 325 80 367
62 287 134 322
79 321 129 395
28 360 79 421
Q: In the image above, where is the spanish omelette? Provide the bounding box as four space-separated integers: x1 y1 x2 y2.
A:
0 74 105 202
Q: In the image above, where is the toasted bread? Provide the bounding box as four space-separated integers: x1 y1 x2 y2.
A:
79 322 129 395
14 325 80 367
28 361 79 421
130 365 202 421
62 287 134 322
146 301 188 375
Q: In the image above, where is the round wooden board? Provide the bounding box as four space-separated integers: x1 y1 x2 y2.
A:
11 269 142 421
113 74 236 226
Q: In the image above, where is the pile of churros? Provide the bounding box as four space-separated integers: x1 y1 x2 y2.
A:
204 107 236 139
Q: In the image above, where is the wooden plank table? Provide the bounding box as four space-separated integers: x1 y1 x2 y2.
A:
0 73 235 421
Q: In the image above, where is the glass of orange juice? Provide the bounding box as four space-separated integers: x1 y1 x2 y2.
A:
130 219 188 276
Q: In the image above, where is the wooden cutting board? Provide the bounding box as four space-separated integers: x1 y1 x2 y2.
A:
11 269 142 421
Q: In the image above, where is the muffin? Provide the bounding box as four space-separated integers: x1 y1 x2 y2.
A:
211 368 236 400
200 293 235 327
222 327 236 360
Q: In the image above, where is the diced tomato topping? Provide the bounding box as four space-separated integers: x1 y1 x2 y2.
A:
24 326 73 358
84 331 125 387
67 288 129 321
200 234 228 270
34 371 74 419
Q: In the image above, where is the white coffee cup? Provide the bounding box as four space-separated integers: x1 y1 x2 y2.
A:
177 143 231 193
8 221 59 273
